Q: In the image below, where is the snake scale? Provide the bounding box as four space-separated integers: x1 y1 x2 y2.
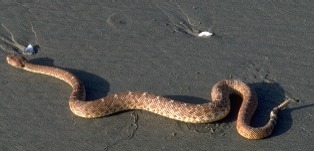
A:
6 54 294 139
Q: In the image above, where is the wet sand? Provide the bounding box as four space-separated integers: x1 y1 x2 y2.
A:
0 1 313 150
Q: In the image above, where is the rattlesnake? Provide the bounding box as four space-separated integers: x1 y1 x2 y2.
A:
6 54 294 139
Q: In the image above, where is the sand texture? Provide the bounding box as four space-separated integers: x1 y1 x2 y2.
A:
0 1 313 150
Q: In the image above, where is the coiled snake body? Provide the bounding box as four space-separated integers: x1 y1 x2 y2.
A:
6 54 293 139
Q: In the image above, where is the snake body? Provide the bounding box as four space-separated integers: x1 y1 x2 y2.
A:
6 54 293 139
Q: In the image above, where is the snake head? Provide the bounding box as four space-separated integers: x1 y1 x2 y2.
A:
6 54 28 69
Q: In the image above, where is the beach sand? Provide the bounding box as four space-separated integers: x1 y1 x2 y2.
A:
0 1 313 150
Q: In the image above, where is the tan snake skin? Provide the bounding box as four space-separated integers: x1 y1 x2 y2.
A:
6 54 294 139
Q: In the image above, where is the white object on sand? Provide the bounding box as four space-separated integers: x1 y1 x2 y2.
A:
197 31 213 37
23 44 34 55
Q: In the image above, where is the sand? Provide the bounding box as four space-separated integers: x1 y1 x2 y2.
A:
0 1 313 150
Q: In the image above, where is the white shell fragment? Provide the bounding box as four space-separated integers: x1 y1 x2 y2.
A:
197 31 213 38
23 44 35 55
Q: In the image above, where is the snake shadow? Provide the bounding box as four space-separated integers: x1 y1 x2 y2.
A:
30 57 111 100
249 82 292 138
165 81 301 138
